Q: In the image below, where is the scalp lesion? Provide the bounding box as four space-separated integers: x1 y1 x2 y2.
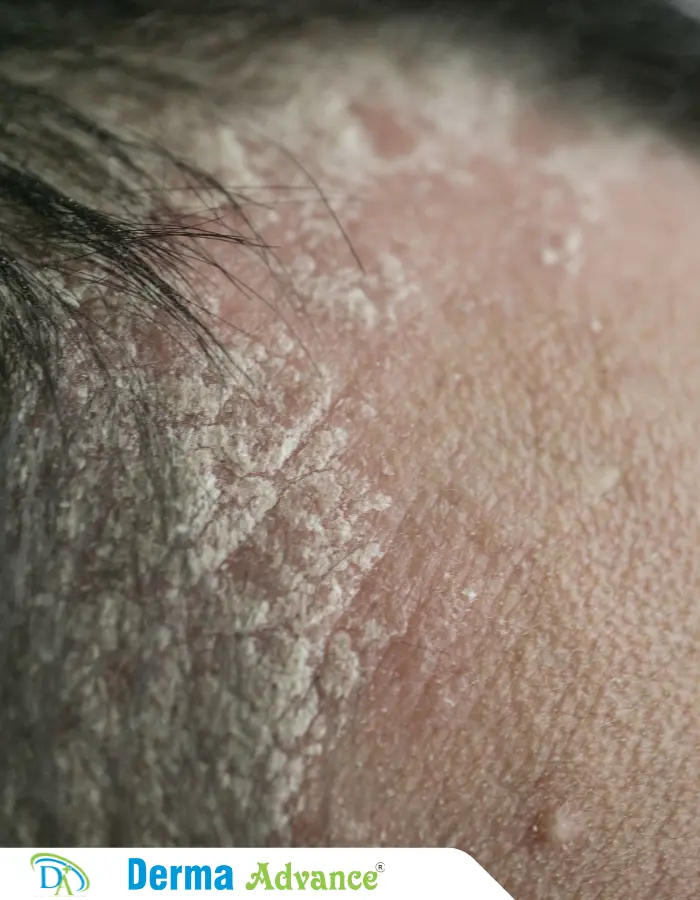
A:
0 61 302 844
0 34 404 847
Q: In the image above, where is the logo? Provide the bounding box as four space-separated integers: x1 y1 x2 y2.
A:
30 854 90 895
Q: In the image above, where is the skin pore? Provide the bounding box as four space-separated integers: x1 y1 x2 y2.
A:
2 16 700 900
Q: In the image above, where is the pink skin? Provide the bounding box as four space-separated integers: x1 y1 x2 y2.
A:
144 69 700 898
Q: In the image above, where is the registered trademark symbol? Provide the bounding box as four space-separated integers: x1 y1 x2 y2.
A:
375 862 385 873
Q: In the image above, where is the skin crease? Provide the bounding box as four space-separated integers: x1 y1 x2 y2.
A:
64 52 700 897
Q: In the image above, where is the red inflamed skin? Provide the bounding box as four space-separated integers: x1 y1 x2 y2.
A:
53 41 700 899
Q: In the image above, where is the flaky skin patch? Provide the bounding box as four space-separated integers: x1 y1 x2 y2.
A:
2 7 700 900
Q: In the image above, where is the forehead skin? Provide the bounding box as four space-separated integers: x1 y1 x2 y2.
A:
144 52 700 894
31 41 700 897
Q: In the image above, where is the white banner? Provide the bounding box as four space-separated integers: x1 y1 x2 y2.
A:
1 848 516 899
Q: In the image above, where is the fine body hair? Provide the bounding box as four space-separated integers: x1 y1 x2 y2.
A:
1 0 700 846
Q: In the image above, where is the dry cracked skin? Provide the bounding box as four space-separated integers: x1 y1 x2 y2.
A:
2 20 700 900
